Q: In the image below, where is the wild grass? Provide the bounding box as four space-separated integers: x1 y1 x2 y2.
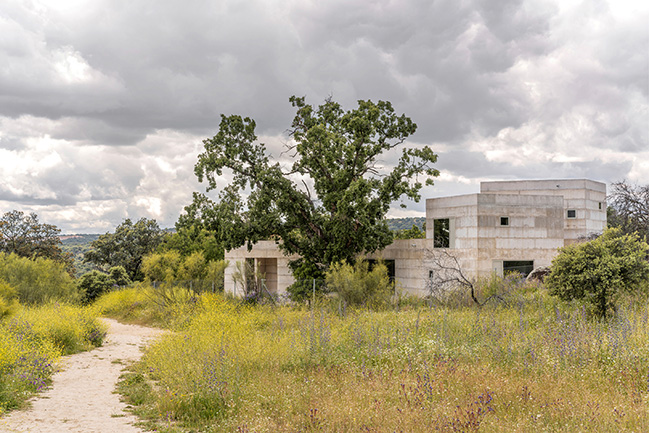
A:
0 303 106 414
107 279 649 432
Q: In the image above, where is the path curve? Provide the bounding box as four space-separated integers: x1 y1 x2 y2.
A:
0 318 164 433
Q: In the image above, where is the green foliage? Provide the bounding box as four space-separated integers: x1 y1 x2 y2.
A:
108 265 131 286
78 271 112 303
546 228 649 318
0 253 80 305
142 251 228 296
60 234 100 276
325 259 393 308
160 224 224 262
386 217 426 232
189 96 439 300
178 251 207 281
0 280 19 319
141 250 182 282
84 218 165 281
77 266 131 304
0 210 74 275
393 223 426 239
286 259 324 301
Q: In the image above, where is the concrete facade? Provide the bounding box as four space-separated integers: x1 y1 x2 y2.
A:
223 179 607 297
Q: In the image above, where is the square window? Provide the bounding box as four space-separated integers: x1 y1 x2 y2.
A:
500 216 509 226
567 209 576 218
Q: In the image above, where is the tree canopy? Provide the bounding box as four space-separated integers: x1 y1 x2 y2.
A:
546 228 649 318
84 218 165 281
188 96 439 297
608 180 648 242
0 210 74 274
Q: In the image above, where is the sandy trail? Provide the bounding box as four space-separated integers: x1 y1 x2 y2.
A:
0 318 164 433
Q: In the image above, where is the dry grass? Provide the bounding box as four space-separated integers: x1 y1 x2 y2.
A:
105 284 649 432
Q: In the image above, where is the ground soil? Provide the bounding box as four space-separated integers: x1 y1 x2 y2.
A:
0 318 164 433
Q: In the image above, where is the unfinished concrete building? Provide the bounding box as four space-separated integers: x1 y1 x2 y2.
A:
224 179 607 297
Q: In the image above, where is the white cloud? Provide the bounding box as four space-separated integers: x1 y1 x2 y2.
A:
0 0 646 233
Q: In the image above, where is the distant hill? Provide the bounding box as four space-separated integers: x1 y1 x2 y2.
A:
60 234 101 276
386 217 426 232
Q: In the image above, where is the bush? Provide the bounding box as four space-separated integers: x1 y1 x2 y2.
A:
78 266 132 304
141 251 182 283
0 253 80 305
546 228 649 318
325 259 393 309
0 280 18 319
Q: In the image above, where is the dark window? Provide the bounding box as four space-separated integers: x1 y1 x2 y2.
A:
245 258 256 292
500 216 509 226
598 202 602 210
503 261 534 277
433 218 450 248
567 209 576 218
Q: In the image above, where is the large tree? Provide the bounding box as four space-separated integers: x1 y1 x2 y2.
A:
189 96 439 297
84 218 165 281
608 180 649 242
0 210 74 274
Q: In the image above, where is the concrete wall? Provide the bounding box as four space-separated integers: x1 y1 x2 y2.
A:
224 241 296 297
474 192 565 276
480 179 607 244
222 179 607 298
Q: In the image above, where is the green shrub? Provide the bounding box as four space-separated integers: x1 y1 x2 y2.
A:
0 253 80 305
108 266 131 286
78 270 113 303
325 259 393 309
546 228 649 318
78 266 132 304
0 280 19 319
141 251 182 282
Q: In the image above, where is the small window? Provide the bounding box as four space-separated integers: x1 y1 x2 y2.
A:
433 218 450 248
503 261 534 277
598 202 602 210
567 209 576 219
500 216 509 226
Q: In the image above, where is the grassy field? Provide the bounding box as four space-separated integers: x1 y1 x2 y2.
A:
97 283 649 432
0 304 106 414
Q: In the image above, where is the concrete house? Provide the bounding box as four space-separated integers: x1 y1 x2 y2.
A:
224 179 607 297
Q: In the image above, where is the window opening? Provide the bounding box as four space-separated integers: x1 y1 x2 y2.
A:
433 218 450 248
500 216 509 226
503 261 534 277
567 209 576 218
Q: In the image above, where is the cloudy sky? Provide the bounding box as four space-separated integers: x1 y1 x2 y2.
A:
1 0 647 233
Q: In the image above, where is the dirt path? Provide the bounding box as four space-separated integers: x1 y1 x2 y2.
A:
0 318 164 433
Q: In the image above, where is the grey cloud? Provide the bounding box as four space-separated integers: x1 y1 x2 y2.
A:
0 0 646 233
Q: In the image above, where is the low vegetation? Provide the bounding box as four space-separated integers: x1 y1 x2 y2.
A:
0 304 106 414
0 253 80 305
99 277 649 432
